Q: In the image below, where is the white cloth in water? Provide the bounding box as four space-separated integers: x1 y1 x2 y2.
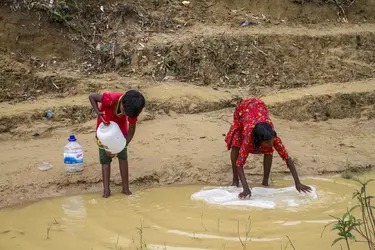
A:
191 186 317 209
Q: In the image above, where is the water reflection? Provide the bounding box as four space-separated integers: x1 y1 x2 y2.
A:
61 196 87 234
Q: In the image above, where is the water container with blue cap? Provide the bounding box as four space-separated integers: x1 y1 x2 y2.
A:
64 134 84 172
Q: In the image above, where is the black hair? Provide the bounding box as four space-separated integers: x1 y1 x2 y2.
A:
122 90 145 118
252 122 276 152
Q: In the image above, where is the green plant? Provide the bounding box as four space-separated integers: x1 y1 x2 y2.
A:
135 221 147 250
329 210 359 249
284 235 296 250
46 217 59 240
237 216 252 250
114 234 123 250
351 178 375 249
323 178 375 250
127 220 148 250
201 213 208 231
105 233 124 250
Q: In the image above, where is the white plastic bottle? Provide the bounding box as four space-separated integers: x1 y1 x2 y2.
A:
64 135 84 172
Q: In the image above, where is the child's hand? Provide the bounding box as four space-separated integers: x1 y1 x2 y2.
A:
105 151 117 158
98 112 109 125
238 189 251 199
295 183 312 193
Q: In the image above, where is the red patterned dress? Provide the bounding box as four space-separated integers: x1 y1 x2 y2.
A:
225 98 289 168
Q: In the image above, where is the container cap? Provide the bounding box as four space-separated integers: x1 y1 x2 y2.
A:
68 135 77 142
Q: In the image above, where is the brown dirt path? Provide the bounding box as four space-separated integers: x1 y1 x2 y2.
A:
147 23 375 45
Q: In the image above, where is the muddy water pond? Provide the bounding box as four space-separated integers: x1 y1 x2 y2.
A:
0 176 373 250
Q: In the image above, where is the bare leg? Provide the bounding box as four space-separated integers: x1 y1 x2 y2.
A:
262 154 273 186
119 159 132 195
231 147 240 187
102 164 111 198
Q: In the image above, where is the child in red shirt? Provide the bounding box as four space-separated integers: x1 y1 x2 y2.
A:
89 90 145 198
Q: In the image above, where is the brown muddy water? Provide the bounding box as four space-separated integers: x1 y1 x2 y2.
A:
0 175 373 250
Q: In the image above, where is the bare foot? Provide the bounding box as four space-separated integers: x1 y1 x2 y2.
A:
262 181 269 187
122 189 132 195
103 189 111 198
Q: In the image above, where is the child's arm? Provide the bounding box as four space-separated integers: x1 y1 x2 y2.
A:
286 158 312 193
273 136 312 193
89 94 108 124
126 123 136 146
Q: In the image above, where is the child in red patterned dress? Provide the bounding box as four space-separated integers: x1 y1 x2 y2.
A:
225 98 312 199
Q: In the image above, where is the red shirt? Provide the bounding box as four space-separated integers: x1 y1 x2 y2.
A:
225 98 289 168
95 92 138 136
